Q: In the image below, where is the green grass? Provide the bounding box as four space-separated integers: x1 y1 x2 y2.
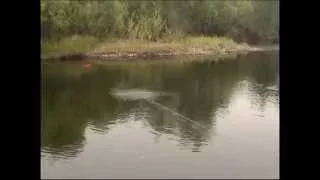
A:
41 35 245 59
93 36 241 54
41 35 101 59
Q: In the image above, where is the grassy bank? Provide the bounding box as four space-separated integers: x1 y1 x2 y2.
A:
41 35 251 60
93 36 240 53
41 1 278 61
41 36 101 59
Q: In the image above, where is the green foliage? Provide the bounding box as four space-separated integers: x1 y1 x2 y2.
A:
41 0 279 44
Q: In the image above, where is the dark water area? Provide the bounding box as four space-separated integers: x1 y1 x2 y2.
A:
41 52 279 179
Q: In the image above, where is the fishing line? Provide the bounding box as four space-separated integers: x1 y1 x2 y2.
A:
144 99 206 129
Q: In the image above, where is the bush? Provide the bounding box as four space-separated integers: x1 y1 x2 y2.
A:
41 0 279 44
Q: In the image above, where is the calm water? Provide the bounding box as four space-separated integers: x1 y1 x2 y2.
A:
41 52 279 179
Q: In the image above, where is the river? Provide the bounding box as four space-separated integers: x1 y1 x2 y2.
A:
41 51 279 179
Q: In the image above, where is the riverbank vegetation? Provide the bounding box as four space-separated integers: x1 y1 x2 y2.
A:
41 0 279 59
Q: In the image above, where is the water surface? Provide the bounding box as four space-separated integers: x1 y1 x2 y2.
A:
41 52 279 179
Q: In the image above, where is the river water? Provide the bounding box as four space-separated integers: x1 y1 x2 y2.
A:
41 51 279 179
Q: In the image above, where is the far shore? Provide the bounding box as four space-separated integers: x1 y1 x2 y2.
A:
41 36 279 61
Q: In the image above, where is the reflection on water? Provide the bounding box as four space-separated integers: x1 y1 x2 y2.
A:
41 52 279 178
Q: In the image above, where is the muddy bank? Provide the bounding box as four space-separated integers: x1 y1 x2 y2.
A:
42 45 279 61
